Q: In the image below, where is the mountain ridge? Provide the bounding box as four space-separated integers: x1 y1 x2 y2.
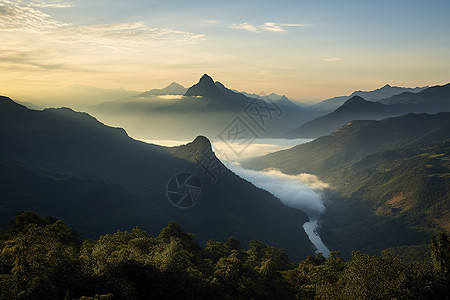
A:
0 95 314 259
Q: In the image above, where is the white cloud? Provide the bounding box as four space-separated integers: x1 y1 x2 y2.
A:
157 95 184 100
28 0 73 8
227 163 327 218
231 21 306 33
323 57 343 62
230 22 258 32
261 22 306 33
0 0 205 71
0 1 69 31
53 22 205 47
206 20 220 24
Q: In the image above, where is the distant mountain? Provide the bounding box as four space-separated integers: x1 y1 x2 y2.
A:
139 82 187 97
90 74 312 139
378 83 450 112
289 96 401 138
245 112 450 257
351 84 427 101
292 83 450 138
185 74 223 98
0 95 314 259
312 84 428 113
237 91 284 101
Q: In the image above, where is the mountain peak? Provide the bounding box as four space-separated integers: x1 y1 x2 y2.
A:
192 135 211 149
199 74 214 84
184 74 224 98
382 84 392 89
141 82 186 96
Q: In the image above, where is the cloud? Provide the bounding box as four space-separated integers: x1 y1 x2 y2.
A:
227 163 327 219
0 1 204 45
53 22 205 47
261 22 306 33
28 1 73 8
0 1 69 31
0 0 205 74
230 22 258 32
206 20 220 24
230 21 306 33
323 57 343 62
0 50 66 69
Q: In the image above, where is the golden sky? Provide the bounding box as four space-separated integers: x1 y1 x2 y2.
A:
1 0 449 103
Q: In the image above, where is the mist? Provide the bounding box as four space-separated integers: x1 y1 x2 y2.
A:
226 163 330 256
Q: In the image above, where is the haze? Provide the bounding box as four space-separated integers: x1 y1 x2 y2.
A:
1 0 450 104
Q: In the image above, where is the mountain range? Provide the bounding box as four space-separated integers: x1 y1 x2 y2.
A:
0 95 314 260
244 112 450 257
290 83 450 138
138 82 187 97
311 84 429 113
89 74 311 140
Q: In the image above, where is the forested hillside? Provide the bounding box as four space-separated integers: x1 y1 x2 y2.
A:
0 212 449 299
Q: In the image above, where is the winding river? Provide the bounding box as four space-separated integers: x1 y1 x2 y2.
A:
225 162 331 257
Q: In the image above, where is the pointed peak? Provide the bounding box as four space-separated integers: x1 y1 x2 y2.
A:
381 84 391 89
199 73 214 83
184 74 223 98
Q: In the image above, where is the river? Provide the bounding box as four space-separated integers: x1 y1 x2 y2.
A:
225 162 331 257
144 138 331 257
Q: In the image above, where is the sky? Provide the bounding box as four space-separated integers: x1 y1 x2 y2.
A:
1 0 450 102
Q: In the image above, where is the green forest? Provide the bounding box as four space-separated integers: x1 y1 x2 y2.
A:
0 212 449 299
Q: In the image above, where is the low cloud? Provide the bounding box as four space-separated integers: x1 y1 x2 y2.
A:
231 22 306 33
227 163 327 219
157 95 184 100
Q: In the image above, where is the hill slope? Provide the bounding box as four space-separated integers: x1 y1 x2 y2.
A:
289 96 402 138
0 95 314 259
245 113 450 256
292 83 450 138
311 84 428 113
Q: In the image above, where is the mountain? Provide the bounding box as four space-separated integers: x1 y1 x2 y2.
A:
292 83 450 138
312 84 428 113
185 74 224 98
89 74 312 140
0 95 314 260
351 84 428 102
289 96 401 138
244 112 450 257
378 83 450 112
237 91 284 101
139 82 187 96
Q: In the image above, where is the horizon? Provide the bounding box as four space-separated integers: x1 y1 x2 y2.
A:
1 0 449 103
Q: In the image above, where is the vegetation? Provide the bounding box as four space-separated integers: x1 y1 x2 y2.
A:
1 212 449 299
246 113 450 257
0 96 313 260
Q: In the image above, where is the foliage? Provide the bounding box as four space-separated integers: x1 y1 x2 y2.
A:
1 212 449 299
